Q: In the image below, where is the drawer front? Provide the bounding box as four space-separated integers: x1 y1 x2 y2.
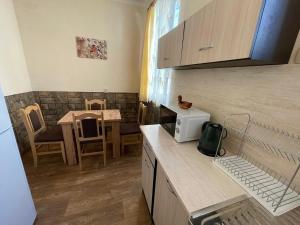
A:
143 138 155 166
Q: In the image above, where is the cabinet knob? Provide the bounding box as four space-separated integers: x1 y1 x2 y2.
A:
199 46 214 51
175 128 180 133
176 119 181 125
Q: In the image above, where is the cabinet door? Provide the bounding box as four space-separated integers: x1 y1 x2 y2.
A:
157 23 184 68
181 0 263 65
157 35 168 68
174 200 189 225
141 148 154 212
153 163 178 225
181 1 216 65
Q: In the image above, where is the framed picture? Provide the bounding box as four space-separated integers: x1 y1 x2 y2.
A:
76 37 107 60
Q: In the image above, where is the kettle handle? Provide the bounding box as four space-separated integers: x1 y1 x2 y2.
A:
222 128 228 139
202 121 210 133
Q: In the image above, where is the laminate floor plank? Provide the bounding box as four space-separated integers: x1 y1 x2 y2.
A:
22 149 153 225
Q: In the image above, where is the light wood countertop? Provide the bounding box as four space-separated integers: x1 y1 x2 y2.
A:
140 124 247 216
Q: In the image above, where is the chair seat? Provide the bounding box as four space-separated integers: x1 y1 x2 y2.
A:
120 123 141 135
35 126 64 142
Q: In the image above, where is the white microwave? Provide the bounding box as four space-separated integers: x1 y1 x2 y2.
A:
159 104 210 142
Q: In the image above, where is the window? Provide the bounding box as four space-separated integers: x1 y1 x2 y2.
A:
148 0 180 106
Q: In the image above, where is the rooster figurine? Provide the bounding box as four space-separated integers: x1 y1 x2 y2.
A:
178 95 192 109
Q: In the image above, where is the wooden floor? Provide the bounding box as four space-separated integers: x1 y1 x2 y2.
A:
22 148 153 225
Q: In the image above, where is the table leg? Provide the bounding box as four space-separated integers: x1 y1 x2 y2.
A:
61 124 77 165
112 121 120 158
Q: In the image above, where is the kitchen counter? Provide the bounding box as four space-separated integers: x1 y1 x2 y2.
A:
140 124 247 216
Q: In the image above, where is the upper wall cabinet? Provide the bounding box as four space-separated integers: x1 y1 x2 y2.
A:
157 23 184 69
181 0 263 65
158 0 300 69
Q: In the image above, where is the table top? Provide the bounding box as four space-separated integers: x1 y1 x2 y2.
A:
57 110 122 125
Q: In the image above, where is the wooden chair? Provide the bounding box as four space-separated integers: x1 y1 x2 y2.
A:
73 112 107 170
20 103 66 167
85 99 106 110
85 98 112 144
120 102 147 154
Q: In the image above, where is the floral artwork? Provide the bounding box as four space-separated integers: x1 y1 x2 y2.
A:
76 37 107 60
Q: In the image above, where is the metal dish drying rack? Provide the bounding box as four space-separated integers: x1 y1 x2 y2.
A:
213 113 300 219
199 198 300 225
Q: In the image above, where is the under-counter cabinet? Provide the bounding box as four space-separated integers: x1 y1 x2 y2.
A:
141 147 155 213
158 0 300 69
157 23 184 69
153 162 189 225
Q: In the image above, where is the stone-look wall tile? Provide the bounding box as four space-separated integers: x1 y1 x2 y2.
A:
54 92 68 103
81 92 93 101
5 91 139 154
36 91 139 124
105 93 116 105
92 92 105 99
5 92 36 154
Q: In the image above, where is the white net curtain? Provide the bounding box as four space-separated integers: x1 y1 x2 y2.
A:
148 0 180 106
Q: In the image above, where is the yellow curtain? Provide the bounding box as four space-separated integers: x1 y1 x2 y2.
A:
139 3 155 102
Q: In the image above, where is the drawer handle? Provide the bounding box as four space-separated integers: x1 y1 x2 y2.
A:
199 46 214 51
163 57 170 60
166 179 177 197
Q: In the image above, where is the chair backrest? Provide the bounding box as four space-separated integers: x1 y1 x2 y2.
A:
20 103 46 140
85 99 107 110
137 102 147 125
72 112 105 143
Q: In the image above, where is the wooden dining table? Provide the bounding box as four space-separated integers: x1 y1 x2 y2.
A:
57 109 121 165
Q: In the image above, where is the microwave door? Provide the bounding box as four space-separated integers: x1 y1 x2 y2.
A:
162 122 176 136
159 105 177 136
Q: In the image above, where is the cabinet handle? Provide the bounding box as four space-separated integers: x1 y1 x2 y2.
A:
163 57 170 60
198 46 214 51
166 178 177 197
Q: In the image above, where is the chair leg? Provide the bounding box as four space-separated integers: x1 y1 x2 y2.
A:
60 142 67 164
76 142 83 170
121 137 125 155
31 143 38 168
79 156 82 170
103 142 107 167
121 144 125 155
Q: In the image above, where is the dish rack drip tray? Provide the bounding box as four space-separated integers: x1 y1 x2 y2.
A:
215 156 300 216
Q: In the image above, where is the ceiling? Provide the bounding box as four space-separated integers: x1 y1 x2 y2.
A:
113 0 151 7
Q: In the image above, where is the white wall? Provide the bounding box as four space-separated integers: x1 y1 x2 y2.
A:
13 0 146 93
0 0 32 96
